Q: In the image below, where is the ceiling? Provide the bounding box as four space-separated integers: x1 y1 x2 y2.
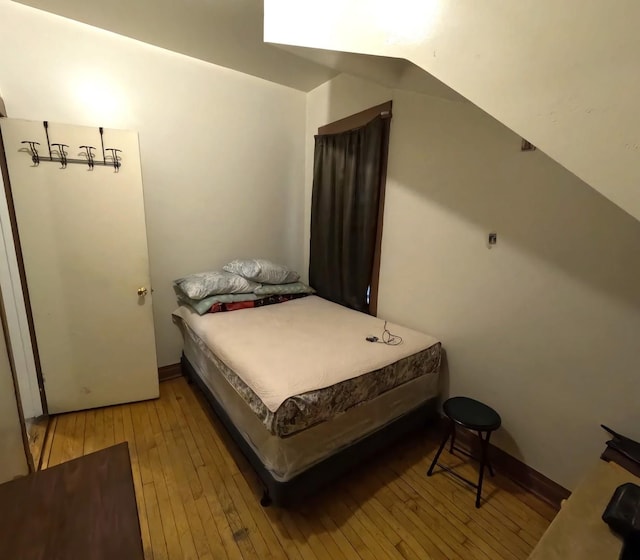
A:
14 0 462 100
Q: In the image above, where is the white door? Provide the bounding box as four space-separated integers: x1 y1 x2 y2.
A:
0 317 29 482
0 118 159 414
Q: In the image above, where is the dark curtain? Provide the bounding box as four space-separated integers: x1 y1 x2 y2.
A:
309 116 386 313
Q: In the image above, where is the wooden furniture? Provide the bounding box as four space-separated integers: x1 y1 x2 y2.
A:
0 442 144 560
528 460 640 559
602 444 640 478
428 396 502 508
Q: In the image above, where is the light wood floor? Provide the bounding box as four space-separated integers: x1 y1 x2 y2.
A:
27 414 49 469
43 377 555 560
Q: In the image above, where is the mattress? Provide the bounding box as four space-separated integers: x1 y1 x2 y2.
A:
179 319 440 481
172 296 441 437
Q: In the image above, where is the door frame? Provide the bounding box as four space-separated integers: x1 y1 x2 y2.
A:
0 125 44 418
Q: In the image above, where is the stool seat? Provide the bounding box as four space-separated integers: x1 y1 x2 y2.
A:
444 397 501 432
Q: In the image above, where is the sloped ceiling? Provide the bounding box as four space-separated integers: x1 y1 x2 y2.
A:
13 0 336 91
13 0 461 100
277 44 462 101
264 0 640 222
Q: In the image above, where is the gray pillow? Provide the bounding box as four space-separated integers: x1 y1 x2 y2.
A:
223 259 299 284
254 282 315 296
174 271 259 300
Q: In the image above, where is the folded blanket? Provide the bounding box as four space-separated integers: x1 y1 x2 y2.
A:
208 293 309 313
175 288 260 315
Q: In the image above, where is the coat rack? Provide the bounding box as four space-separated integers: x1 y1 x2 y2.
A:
21 121 122 172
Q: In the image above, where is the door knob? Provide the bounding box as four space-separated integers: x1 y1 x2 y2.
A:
137 287 148 296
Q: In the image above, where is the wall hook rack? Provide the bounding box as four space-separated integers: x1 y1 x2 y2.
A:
21 121 123 171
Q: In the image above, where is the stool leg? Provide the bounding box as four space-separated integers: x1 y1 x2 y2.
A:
428 420 452 476
476 431 491 508
477 431 495 477
449 423 457 454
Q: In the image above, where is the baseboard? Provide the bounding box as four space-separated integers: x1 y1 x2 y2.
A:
158 362 182 382
441 421 570 511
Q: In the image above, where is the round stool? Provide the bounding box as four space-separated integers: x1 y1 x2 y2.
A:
427 396 501 508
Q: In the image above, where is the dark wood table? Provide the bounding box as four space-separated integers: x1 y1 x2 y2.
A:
0 442 144 560
601 446 640 478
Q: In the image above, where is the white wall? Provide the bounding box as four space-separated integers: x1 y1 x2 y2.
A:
267 1 640 223
307 74 640 489
0 309 29 482
0 1 306 367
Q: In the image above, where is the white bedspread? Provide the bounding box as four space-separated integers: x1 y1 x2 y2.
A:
172 296 439 413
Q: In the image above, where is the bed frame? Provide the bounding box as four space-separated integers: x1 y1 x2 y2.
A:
181 354 438 507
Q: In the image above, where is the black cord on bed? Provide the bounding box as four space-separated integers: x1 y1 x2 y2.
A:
377 321 403 346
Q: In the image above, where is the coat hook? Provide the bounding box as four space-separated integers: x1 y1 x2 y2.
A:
51 143 69 169
105 148 122 172
20 141 41 166
99 127 106 163
79 145 96 170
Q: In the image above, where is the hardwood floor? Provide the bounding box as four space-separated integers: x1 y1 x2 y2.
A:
43 378 555 559
26 415 49 470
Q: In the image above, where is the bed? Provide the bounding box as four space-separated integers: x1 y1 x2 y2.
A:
172 295 442 506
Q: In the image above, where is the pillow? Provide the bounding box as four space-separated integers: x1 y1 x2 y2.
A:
254 282 315 296
174 271 259 300
175 288 260 315
223 258 299 284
